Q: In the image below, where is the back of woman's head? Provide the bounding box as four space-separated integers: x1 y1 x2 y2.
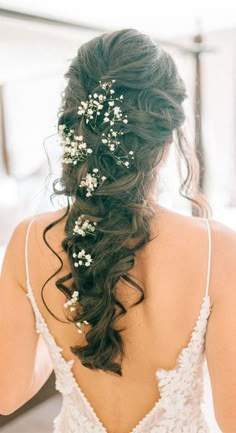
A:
45 28 209 376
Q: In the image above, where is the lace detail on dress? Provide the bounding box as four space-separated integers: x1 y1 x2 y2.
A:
26 287 107 431
26 285 212 433
130 295 212 433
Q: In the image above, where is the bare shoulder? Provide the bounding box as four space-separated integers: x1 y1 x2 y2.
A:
157 205 236 298
12 207 67 244
3 208 68 290
158 204 236 248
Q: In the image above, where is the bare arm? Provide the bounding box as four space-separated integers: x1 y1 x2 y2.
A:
205 220 236 432
0 220 53 415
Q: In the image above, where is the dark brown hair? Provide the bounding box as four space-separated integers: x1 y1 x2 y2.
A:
42 28 211 376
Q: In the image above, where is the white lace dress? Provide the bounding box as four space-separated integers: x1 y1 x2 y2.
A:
25 218 213 433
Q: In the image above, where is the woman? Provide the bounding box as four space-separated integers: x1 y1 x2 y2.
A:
0 28 235 433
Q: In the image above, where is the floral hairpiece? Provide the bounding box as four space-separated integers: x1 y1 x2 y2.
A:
58 125 93 165
73 214 97 237
79 168 107 197
58 79 134 171
64 290 89 334
60 79 135 332
77 80 128 128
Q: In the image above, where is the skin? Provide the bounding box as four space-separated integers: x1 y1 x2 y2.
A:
0 201 236 433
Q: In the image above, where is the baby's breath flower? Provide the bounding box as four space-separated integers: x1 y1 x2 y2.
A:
64 291 90 332
64 290 80 312
79 169 107 197
58 126 93 165
73 214 97 237
73 249 93 268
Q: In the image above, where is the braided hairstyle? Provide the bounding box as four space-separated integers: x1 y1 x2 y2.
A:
43 28 211 376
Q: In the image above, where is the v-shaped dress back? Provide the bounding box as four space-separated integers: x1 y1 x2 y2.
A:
25 218 213 433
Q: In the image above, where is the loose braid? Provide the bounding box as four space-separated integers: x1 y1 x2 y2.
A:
42 28 211 376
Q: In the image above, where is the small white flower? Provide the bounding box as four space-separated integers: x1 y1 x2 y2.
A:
78 229 85 236
72 248 93 268
59 124 66 131
114 107 120 115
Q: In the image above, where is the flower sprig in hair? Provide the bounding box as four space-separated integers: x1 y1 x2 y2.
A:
79 168 106 197
73 214 97 237
101 129 134 168
64 290 89 334
73 249 93 267
78 80 128 129
59 80 135 170
58 125 93 165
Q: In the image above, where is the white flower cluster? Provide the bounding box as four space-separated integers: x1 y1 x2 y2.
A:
58 125 93 165
73 214 97 237
64 290 79 312
101 128 122 152
64 290 89 333
101 128 135 168
78 94 105 123
78 80 134 169
79 168 106 197
75 320 89 334
77 80 128 129
72 249 93 267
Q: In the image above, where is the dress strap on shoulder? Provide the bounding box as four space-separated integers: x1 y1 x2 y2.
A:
204 218 212 298
25 219 35 288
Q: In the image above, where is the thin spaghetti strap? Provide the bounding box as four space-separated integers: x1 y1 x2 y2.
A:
25 219 34 288
204 218 212 298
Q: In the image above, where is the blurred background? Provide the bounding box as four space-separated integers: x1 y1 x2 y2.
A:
0 0 236 431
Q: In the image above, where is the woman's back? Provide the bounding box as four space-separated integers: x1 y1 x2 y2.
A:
1 28 236 433
24 204 216 433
